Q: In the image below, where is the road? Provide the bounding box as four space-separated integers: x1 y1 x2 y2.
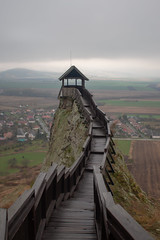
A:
36 116 50 139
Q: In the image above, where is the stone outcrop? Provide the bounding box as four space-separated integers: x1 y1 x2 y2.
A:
42 97 88 170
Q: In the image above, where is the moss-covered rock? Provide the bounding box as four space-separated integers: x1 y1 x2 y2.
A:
42 97 88 170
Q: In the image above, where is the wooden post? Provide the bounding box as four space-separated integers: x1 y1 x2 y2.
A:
82 79 85 88
0 208 8 240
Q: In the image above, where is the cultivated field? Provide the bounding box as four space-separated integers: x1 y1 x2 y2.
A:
90 89 160 115
0 95 58 110
90 89 160 100
100 105 160 114
129 140 160 199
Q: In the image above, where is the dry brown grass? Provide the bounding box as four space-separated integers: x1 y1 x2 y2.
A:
0 165 41 208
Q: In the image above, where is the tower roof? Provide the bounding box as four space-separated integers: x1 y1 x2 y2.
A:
59 66 89 81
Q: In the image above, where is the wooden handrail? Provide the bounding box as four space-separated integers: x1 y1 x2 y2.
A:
8 189 35 240
0 209 7 240
93 166 154 240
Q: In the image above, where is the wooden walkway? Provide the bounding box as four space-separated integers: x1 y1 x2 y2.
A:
42 96 107 240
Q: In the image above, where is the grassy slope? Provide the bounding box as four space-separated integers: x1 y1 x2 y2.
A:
114 140 131 156
0 165 41 208
111 148 160 239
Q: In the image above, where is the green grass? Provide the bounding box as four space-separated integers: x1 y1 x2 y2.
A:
0 140 48 155
0 152 46 176
0 140 48 176
115 140 131 156
98 99 160 108
121 114 160 119
138 114 160 119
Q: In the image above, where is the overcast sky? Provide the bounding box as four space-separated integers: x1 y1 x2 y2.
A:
0 0 160 79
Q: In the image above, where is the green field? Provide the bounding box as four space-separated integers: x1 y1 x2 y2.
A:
119 113 160 119
114 140 131 156
0 152 46 176
0 140 48 176
98 99 160 108
139 114 160 119
86 80 154 91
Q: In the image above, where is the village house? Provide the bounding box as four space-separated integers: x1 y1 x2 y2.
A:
17 128 27 141
28 131 36 140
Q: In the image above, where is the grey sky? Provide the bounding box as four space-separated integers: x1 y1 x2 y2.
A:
0 0 160 78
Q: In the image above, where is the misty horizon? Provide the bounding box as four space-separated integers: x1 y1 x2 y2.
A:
0 0 160 79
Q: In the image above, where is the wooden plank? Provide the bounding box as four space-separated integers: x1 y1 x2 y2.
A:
47 219 95 226
89 153 103 161
50 211 94 218
87 153 103 169
104 137 110 152
92 128 106 137
45 163 57 190
92 121 103 128
70 152 84 175
103 192 115 208
8 189 34 225
50 218 95 223
42 170 96 239
46 200 56 224
57 165 65 182
42 233 97 239
35 219 45 240
8 189 35 239
91 137 106 153
44 229 96 233
32 172 46 209
82 136 91 151
88 122 93 136
0 208 7 240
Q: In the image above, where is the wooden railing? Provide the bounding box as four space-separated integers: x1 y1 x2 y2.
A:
89 91 154 240
94 166 154 240
0 127 92 240
0 86 154 240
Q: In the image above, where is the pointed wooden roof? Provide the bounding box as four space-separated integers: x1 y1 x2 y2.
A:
59 66 89 81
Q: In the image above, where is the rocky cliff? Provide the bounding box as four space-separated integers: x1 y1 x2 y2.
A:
42 97 88 170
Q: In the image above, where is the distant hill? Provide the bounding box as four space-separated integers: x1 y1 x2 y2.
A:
0 68 59 80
